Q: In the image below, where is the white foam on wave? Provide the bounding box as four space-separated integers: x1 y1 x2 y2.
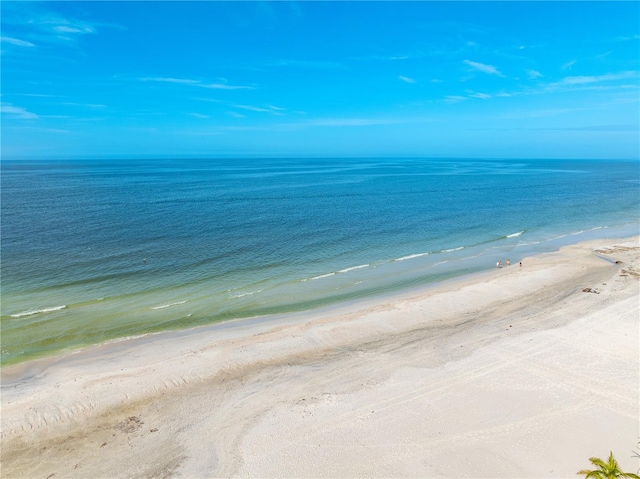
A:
515 240 541 247
302 263 372 282
506 231 524 238
230 289 264 299
151 300 187 310
338 264 369 273
395 252 430 262
442 247 464 253
309 272 336 281
10 305 67 318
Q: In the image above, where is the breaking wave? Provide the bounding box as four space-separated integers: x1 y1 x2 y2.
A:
10 305 67 318
151 300 187 310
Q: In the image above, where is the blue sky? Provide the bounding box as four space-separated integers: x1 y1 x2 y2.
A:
1 1 639 160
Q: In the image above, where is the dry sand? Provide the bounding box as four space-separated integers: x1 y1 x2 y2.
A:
1 237 639 478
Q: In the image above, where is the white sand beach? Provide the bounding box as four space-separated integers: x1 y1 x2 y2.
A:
1 237 639 478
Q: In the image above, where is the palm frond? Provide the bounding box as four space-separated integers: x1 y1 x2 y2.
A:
589 457 608 469
577 469 605 479
608 451 619 469
579 452 639 479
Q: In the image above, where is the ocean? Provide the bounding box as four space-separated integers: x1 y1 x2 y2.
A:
1 158 638 366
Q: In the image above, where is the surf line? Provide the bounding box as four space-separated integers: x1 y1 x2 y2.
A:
395 252 430 262
303 263 371 282
10 305 67 318
151 300 187 310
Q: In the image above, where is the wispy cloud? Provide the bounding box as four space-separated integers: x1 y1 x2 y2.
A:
188 113 209 119
1 103 39 119
496 107 586 120
1 3 122 51
233 104 270 112
193 98 286 116
306 118 399 127
355 49 444 63
527 69 543 79
595 51 613 60
443 95 468 104
557 124 638 132
141 77 199 85
1 36 35 47
463 60 503 76
561 60 576 70
271 116 437 129
472 124 636 132
14 93 62 98
612 34 640 42
10 12 95 42
362 54 412 62
474 70 639 100
53 23 96 34
142 77 255 90
231 104 285 114
399 76 416 84
237 117 413 130
38 127 71 134
201 83 255 91
60 102 106 109
553 71 638 86
439 91 491 103
468 92 491 100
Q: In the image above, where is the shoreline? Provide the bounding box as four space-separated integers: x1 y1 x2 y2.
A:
0 236 598 377
2 221 638 369
2 221 636 372
1 235 639 477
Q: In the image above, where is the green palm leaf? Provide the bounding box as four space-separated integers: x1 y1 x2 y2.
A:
577 452 640 479
577 469 606 479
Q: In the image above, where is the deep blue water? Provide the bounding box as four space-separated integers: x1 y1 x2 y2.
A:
1 158 638 365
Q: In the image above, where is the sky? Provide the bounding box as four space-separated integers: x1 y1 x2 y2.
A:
1 1 639 160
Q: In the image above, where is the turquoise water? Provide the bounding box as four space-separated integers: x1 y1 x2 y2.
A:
1 158 638 365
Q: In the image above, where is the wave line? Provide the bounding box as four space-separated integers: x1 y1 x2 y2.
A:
395 252 430 262
10 305 67 318
151 300 187 310
338 264 370 273
230 289 264 299
441 246 464 253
